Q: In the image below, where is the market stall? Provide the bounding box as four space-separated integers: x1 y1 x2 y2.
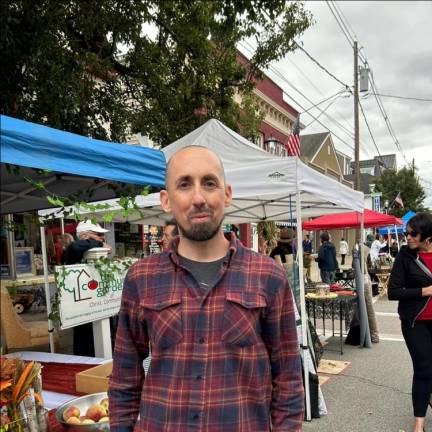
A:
0 114 166 357
39 118 365 420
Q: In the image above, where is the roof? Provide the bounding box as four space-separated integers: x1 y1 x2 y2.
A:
344 173 377 194
300 132 329 160
374 154 397 170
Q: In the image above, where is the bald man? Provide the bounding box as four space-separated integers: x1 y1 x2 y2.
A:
109 146 304 431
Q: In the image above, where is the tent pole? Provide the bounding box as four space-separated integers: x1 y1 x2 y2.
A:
60 217 65 235
394 225 400 251
360 213 365 276
6 214 16 279
296 191 310 421
40 225 55 353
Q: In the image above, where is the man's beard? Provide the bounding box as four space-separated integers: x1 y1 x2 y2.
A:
179 211 224 242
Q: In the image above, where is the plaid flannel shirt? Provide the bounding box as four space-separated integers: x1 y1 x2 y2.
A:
108 234 304 431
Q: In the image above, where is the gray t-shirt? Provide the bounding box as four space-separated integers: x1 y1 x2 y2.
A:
179 255 225 295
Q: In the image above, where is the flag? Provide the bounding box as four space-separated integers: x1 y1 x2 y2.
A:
394 192 404 208
285 116 300 157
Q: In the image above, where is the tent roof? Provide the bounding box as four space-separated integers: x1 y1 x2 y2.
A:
302 208 403 231
162 118 277 167
1 115 165 214
377 210 416 235
39 120 364 224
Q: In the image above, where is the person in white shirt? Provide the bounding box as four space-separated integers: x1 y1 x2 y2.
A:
339 237 349 266
370 234 388 263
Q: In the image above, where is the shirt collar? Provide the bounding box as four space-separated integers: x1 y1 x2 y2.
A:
165 231 240 269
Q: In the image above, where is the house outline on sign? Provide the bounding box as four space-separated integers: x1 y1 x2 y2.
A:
74 268 93 302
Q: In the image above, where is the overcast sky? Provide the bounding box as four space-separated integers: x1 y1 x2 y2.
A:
241 1 432 207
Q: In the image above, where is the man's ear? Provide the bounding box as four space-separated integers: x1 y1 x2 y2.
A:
160 190 171 213
224 184 232 208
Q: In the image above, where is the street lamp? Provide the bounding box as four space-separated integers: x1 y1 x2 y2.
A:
384 199 389 214
264 136 284 156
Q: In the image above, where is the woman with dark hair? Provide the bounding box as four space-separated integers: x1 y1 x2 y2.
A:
388 212 432 432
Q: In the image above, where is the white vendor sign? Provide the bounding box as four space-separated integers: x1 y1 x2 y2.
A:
54 259 135 329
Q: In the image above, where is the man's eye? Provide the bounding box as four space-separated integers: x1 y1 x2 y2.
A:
204 180 217 188
178 182 190 188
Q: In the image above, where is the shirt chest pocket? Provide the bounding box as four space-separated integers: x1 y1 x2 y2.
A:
141 294 183 350
222 292 267 348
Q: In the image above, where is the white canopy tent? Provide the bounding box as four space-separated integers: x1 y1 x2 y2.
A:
39 119 365 420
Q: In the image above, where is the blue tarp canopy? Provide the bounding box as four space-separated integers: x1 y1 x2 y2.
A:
377 210 416 235
0 115 165 214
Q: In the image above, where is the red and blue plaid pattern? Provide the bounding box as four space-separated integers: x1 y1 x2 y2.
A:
109 234 304 431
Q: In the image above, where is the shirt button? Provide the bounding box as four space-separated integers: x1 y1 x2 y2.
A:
198 337 205 344
196 375 202 380
192 413 199 420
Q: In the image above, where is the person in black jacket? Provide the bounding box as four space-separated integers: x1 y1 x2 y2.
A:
388 212 432 432
62 220 111 356
316 231 338 284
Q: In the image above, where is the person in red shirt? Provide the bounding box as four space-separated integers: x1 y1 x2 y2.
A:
388 212 432 432
109 146 304 431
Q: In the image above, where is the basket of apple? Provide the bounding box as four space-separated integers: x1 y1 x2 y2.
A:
55 392 109 431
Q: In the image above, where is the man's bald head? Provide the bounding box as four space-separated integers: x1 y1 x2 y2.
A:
165 146 226 189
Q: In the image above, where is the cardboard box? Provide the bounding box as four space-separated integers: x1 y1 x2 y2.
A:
75 361 112 394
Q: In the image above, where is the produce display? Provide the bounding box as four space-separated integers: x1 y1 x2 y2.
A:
0 357 46 432
62 398 109 425
55 392 110 430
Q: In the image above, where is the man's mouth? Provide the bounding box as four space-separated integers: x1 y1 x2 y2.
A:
190 213 211 223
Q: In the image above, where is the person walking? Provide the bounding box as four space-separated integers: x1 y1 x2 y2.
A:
388 212 432 432
317 231 338 284
339 237 349 266
109 146 304 431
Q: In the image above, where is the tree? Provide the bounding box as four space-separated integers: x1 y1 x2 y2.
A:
1 0 312 145
374 163 426 217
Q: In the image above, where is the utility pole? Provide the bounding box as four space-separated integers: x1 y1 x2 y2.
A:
354 40 360 192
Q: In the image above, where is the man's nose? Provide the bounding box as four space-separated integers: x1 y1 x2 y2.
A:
191 186 206 206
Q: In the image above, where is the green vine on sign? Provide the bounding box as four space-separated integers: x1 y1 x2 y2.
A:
52 266 71 326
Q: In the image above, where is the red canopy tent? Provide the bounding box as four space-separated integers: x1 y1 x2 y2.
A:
303 208 403 230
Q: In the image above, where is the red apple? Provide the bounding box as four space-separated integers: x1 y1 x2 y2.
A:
62 405 80 422
86 404 107 422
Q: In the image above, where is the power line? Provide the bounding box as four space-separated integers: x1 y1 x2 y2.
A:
293 42 351 91
305 95 345 127
358 99 382 158
284 50 356 138
326 1 354 48
324 1 410 165
368 93 432 102
238 40 357 145
300 89 347 114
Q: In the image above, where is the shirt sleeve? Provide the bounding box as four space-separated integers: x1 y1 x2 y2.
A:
108 264 150 431
262 270 304 431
